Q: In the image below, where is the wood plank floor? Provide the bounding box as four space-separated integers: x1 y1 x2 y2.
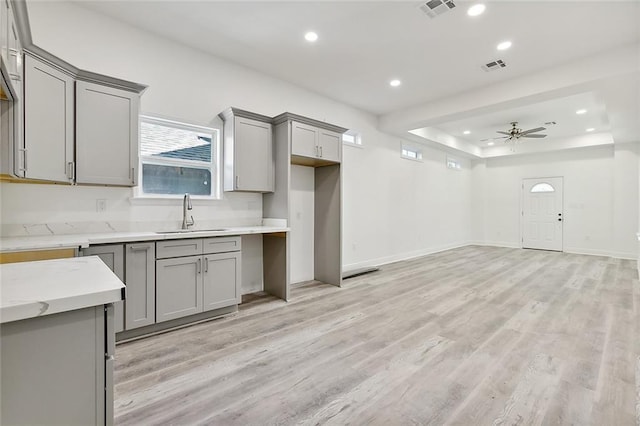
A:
113 246 640 425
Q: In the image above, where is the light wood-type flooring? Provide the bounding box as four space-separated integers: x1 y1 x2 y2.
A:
114 246 640 425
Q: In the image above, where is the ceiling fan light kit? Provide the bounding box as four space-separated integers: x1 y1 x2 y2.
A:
493 121 547 150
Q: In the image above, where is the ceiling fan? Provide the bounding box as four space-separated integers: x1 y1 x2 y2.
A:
483 121 547 143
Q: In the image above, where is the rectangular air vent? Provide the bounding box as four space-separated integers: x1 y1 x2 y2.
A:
419 0 456 18
481 59 506 72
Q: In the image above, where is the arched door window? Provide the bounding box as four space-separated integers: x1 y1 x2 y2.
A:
530 183 555 193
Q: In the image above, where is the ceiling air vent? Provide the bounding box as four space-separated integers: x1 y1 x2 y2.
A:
419 0 457 18
481 59 507 72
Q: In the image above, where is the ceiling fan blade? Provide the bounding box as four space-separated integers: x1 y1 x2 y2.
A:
519 127 546 136
496 131 511 136
480 136 508 142
522 134 547 138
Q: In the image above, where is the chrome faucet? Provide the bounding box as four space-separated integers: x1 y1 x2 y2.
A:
182 193 194 230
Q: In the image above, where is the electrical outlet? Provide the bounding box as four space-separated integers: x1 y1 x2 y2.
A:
96 199 107 212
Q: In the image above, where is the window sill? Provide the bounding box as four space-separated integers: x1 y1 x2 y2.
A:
400 155 423 163
129 195 222 206
343 142 364 149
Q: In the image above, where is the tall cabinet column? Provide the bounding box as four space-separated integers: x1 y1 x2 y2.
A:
268 112 346 292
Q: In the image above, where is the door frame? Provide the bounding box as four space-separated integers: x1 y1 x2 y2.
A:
520 176 564 251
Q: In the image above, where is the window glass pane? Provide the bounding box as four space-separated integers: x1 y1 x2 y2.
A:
142 164 211 195
141 121 211 163
530 183 555 193
342 134 356 144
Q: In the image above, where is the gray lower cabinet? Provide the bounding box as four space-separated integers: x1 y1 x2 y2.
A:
80 244 125 332
156 237 241 323
125 242 155 329
156 255 203 322
203 252 241 310
1 305 115 426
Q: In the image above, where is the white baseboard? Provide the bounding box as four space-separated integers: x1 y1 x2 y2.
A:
343 241 471 271
563 246 636 260
344 241 637 273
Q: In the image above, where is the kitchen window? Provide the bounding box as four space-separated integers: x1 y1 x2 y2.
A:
138 116 220 199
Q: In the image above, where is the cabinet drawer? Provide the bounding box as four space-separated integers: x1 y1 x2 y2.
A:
203 236 241 254
156 239 203 259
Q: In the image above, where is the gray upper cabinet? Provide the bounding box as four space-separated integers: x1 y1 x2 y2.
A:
219 107 274 193
291 120 342 164
125 242 155 330
80 244 125 333
272 113 345 167
76 80 139 186
317 129 341 163
23 54 74 182
291 121 317 158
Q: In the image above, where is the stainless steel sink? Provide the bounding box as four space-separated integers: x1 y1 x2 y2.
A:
155 228 228 234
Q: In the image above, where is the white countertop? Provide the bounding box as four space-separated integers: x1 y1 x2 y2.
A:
0 225 289 253
0 256 125 324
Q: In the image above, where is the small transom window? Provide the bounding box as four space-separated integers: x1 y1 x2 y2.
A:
530 183 555 193
401 144 423 161
342 130 362 146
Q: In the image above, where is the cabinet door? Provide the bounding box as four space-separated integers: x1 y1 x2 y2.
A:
203 252 241 311
76 81 139 186
156 255 203 322
125 243 155 329
23 55 74 182
318 129 341 163
291 121 318 158
81 245 125 333
1 1 8 66
6 5 21 80
0 306 106 426
234 117 273 192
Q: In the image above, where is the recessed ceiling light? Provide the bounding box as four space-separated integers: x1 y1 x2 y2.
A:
467 4 486 16
487 141 495 146
463 130 471 135
576 109 587 115
586 128 595 132
304 31 318 42
389 79 401 87
497 41 512 51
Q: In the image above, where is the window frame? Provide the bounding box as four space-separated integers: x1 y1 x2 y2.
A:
446 156 462 171
342 130 363 148
401 143 423 162
134 115 222 201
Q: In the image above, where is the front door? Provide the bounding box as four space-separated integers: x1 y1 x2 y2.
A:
522 177 563 251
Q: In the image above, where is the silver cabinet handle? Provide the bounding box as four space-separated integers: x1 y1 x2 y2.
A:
129 245 150 251
130 167 136 185
205 257 209 273
319 146 323 157
197 258 202 274
67 162 75 180
18 148 27 172
235 175 239 189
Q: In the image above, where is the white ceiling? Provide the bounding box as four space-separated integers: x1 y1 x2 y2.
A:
72 0 640 157
426 92 609 147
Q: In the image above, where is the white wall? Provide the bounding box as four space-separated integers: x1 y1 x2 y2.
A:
289 165 314 283
472 144 639 258
0 2 475 288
